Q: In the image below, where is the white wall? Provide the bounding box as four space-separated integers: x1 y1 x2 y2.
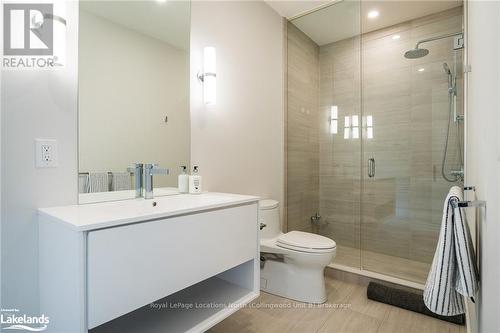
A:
466 1 500 332
79 10 189 187
190 1 284 209
0 2 79 312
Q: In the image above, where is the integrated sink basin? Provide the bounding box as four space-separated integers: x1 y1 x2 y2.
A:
40 192 259 231
78 187 181 205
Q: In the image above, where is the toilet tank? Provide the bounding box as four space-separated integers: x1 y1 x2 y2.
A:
259 200 281 239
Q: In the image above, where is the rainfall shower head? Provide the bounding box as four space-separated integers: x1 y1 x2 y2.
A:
404 31 463 60
404 47 429 59
443 63 451 75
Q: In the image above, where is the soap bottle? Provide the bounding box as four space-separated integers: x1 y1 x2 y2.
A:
189 166 202 194
178 166 189 193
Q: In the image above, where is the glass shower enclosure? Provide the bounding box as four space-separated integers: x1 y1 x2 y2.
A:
285 0 464 284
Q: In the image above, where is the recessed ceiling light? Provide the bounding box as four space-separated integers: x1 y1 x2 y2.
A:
392 35 401 40
156 0 167 3
367 10 379 19
418 68 425 72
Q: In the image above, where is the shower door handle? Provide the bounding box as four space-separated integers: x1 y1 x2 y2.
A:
368 158 375 178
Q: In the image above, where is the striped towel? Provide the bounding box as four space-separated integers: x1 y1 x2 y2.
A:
423 186 479 316
112 172 132 191
89 172 109 193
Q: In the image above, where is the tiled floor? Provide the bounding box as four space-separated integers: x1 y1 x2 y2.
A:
335 244 431 284
209 274 465 333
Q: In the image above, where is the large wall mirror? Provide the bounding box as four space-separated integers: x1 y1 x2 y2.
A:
78 1 190 203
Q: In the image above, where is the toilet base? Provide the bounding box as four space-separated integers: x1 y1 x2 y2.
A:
260 255 329 304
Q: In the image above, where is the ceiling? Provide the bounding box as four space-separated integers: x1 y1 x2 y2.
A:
266 0 462 46
265 1 332 19
80 1 190 50
290 1 360 45
361 1 462 35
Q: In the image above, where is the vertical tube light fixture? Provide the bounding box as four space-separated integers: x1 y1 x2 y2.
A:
198 46 216 105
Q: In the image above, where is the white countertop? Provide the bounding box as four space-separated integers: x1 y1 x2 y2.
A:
39 192 260 232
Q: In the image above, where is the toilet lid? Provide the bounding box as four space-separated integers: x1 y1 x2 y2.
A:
277 231 336 252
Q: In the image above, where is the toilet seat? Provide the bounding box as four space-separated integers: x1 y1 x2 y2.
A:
258 198 337 303
276 231 336 253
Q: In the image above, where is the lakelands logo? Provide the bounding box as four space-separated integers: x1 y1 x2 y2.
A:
2 3 66 69
0 309 50 331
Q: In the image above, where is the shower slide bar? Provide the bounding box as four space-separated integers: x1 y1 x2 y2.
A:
452 186 486 209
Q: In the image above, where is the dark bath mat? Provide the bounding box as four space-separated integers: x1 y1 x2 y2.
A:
366 281 465 325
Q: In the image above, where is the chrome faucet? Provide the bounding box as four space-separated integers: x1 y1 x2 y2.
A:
144 163 169 199
127 163 144 198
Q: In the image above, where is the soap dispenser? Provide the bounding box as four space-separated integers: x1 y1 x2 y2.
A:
189 166 202 194
178 166 189 193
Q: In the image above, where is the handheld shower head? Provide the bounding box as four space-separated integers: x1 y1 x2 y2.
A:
443 63 451 75
404 47 429 59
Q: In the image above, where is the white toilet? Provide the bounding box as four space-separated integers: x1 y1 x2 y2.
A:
259 199 336 304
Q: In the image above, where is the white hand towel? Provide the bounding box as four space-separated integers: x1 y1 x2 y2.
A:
78 173 90 193
112 172 132 191
89 172 109 193
423 186 479 316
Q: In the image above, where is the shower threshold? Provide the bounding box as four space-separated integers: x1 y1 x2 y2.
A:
329 245 429 290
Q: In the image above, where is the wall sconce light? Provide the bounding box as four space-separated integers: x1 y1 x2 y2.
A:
197 46 216 105
329 106 338 134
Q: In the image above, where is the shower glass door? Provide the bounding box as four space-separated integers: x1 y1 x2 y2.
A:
286 1 464 284
360 5 464 283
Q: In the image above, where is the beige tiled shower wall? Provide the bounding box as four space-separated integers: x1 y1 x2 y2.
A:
286 23 320 233
288 6 463 281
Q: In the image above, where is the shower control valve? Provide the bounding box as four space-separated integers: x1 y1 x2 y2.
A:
310 213 321 224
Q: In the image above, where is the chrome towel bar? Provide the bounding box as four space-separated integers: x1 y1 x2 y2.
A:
452 200 486 208
451 186 486 209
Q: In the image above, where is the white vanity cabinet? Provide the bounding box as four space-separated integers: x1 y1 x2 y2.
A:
38 193 260 333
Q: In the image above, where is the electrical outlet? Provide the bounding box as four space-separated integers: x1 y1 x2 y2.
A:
35 139 58 168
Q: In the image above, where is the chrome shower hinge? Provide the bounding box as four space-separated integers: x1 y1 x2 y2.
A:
453 34 464 50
